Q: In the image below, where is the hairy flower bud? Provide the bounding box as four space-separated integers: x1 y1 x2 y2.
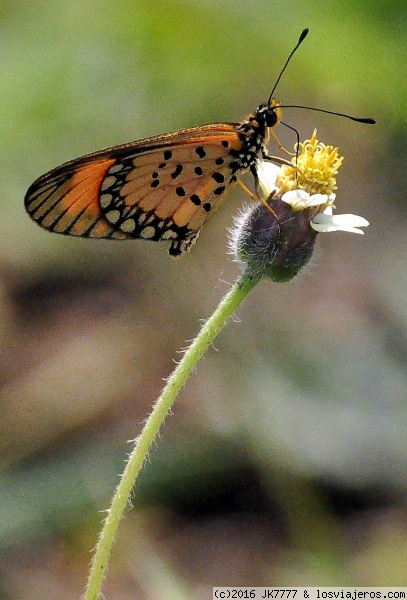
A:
232 196 318 281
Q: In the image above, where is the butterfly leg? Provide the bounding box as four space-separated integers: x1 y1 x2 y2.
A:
238 168 279 221
261 150 329 190
237 179 258 203
262 149 300 186
261 150 295 168
270 128 295 157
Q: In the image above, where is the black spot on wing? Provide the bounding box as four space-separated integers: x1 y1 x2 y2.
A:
171 164 183 179
190 194 201 206
212 172 225 183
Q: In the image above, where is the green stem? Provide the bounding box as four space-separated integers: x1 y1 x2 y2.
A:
83 269 261 600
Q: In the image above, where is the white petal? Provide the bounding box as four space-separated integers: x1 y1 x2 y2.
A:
281 189 310 209
282 189 331 210
282 189 309 202
305 193 332 207
257 161 280 197
311 213 369 234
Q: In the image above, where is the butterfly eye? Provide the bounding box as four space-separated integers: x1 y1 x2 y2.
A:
256 102 281 128
265 108 279 128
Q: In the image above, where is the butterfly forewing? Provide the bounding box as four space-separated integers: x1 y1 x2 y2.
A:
24 123 245 255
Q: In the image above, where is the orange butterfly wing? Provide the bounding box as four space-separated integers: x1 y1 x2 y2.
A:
25 124 245 256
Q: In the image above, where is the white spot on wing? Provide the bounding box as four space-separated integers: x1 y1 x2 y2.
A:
120 218 136 233
106 209 121 224
101 176 117 191
108 164 124 174
140 226 156 239
161 229 177 239
100 193 113 208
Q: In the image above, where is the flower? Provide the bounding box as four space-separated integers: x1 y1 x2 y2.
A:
231 131 369 281
257 131 369 235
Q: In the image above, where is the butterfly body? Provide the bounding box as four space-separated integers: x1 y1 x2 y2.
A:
24 102 281 256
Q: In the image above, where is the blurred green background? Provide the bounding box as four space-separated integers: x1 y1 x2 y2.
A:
1 1 406 598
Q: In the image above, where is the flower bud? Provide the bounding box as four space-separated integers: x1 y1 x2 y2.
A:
233 195 318 282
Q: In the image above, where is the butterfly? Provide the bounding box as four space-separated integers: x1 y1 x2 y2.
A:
24 29 374 257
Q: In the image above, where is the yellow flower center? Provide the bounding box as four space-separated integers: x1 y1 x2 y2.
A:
276 130 344 196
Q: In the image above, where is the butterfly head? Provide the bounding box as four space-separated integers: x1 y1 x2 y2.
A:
255 98 282 130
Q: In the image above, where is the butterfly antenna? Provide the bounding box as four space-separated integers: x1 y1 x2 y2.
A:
281 121 300 152
278 105 376 124
267 28 309 106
